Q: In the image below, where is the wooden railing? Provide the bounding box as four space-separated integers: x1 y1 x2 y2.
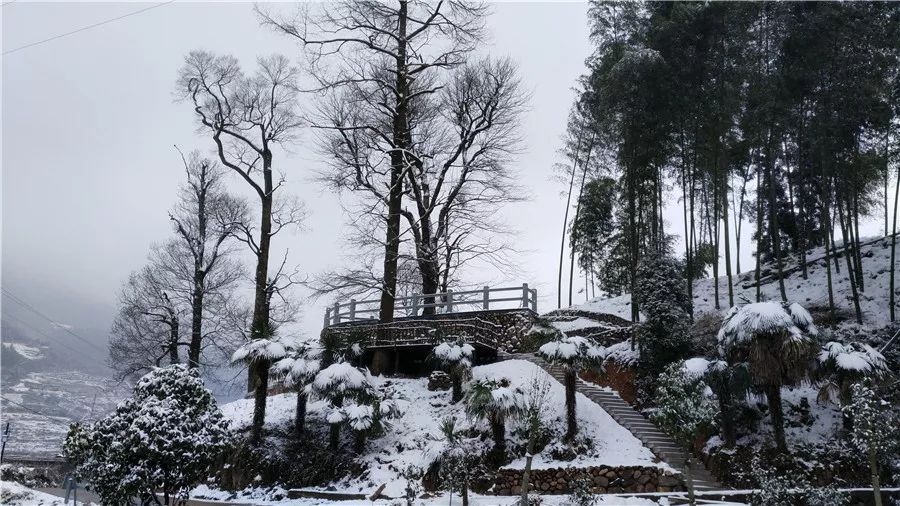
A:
324 283 538 327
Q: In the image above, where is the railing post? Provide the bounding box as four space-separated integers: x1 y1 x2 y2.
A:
531 288 538 312
411 294 419 317
324 307 331 328
349 299 356 321
446 289 454 313
522 283 529 309
483 286 490 310
333 301 341 324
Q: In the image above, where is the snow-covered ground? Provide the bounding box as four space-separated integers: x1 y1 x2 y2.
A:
569 236 899 328
0 481 90 505
220 360 667 499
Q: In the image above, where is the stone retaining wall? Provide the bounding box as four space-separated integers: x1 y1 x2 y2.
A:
493 466 684 495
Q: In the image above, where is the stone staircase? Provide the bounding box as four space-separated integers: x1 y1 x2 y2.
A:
502 352 723 492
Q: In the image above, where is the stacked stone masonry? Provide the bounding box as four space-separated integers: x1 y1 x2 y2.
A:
493 466 684 495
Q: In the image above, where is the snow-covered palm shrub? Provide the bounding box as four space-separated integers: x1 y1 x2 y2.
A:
844 381 896 506
465 378 523 464
538 336 601 442
718 301 818 452
652 361 718 503
231 337 288 445
430 339 474 403
438 417 475 506
63 365 231 505
817 341 888 429
271 339 320 438
634 251 692 375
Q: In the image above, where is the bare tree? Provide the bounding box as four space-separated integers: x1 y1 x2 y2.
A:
259 0 488 322
108 261 184 380
177 51 303 445
168 150 247 368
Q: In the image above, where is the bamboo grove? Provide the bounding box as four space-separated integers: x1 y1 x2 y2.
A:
561 2 900 324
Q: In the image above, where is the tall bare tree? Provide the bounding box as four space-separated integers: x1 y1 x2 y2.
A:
177 51 304 445
260 0 488 322
169 150 246 368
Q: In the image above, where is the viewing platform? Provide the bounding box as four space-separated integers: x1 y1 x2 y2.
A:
320 284 542 374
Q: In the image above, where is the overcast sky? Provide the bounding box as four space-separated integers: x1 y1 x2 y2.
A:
2 2 888 351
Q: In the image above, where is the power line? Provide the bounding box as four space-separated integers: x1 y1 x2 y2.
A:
1 310 86 358
2 0 176 56
1 288 106 353
0 396 72 426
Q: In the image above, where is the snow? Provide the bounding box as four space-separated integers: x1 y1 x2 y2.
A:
718 302 817 348
818 341 887 373
573 236 899 328
598 339 639 366
682 357 711 379
219 360 668 498
0 481 92 505
539 336 602 363
433 341 474 364
1 342 44 360
309 362 370 395
231 339 288 363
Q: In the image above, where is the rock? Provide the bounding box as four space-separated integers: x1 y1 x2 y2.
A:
427 371 452 391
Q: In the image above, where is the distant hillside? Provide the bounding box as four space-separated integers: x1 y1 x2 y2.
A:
571 235 899 328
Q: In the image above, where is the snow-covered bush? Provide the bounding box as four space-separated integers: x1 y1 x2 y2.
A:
465 378 523 464
538 336 601 442
308 360 402 452
694 357 751 447
844 381 896 506
430 339 474 403
231 337 288 445
438 417 476 506
567 473 596 506
63 365 231 505
718 301 818 452
271 339 320 438
652 361 718 502
817 341 888 427
634 251 692 374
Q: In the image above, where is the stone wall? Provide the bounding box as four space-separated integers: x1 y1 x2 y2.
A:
493 466 684 495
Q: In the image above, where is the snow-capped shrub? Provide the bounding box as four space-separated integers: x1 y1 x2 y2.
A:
844 381 896 504
63 365 231 505
271 339 320 438
567 473 596 506
718 301 818 452
231 337 290 445
651 361 718 501
817 341 888 413
430 339 475 402
465 378 523 464
539 336 601 442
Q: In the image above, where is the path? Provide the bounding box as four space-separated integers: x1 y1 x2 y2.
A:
502 352 723 492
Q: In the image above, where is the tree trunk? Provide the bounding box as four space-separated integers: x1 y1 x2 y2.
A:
379 0 410 325
559 133 585 309
168 318 179 365
722 175 734 308
250 359 270 446
451 372 462 403
755 168 763 303
564 369 577 442
684 456 696 506
295 390 307 438
330 423 341 451
188 276 204 368
766 383 787 453
520 431 536 505
890 163 899 322
418 251 441 316
568 135 595 308
491 415 506 464
765 141 788 302
853 194 865 292
869 447 884 506
718 389 736 447
820 199 836 323
837 198 863 324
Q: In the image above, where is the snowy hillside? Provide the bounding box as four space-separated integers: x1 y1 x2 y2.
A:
221 359 667 498
570 236 899 327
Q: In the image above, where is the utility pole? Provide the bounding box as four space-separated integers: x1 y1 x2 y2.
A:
0 422 10 464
